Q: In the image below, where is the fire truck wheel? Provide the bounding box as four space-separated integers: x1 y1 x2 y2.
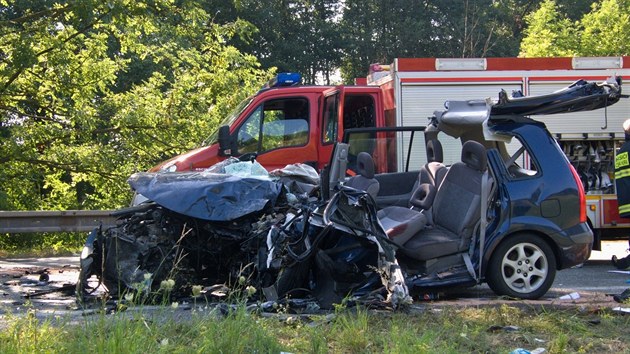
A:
486 233 556 300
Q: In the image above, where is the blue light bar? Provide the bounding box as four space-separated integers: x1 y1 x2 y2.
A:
267 73 302 88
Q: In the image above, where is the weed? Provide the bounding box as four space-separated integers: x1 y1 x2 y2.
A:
1 304 629 353
331 306 373 353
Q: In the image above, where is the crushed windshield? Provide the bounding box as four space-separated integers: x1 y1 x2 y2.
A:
203 96 255 146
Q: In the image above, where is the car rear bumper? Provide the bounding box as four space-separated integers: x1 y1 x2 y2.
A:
557 223 593 269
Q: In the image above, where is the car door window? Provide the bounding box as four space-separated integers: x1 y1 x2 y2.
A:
237 106 262 154
262 117 308 151
236 97 309 155
344 94 377 164
504 137 539 178
343 94 375 129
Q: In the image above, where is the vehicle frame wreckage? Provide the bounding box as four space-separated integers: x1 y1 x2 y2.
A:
77 77 623 309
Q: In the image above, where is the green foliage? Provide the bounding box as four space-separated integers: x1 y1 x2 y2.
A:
520 0 579 56
205 0 343 84
205 0 592 84
338 0 585 83
0 232 85 257
2 310 67 353
520 0 630 57
339 0 437 82
580 0 630 55
0 0 272 211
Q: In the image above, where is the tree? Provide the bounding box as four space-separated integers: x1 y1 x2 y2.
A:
519 0 580 56
201 0 343 84
429 0 523 58
579 0 630 55
520 0 630 56
339 0 438 82
0 0 271 210
338 0 572 83
338 0 601 83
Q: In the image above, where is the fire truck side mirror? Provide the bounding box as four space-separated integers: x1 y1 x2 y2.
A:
218 125 233 156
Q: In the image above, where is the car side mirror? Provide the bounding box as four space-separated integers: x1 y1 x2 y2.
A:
218 125 232 156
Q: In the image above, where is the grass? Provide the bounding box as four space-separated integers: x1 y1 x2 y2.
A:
1 303 629 353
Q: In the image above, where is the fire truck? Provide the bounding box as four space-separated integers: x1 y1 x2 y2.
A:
153 56 630 247
364 57 630 248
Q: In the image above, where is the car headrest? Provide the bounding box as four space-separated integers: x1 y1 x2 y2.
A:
426 139 443 163
356 152 375 179
461 140 487 172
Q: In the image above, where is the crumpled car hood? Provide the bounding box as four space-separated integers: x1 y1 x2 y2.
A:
128 172 282 221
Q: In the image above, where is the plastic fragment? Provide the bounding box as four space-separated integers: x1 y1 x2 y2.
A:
558 292 580 300
510 348 546 354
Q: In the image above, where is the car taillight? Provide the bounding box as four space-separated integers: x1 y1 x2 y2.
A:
568 163 587 223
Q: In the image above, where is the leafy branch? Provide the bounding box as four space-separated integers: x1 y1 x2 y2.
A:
0 7 113 95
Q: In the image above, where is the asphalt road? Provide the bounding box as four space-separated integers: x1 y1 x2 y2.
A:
0 241 629 320
557 240 630 294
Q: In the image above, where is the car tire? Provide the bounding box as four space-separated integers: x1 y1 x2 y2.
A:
486 233 556 299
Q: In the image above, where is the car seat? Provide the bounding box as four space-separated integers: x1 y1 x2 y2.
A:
420 139 447 187
345 152 380 199
402 140 487 261
377 183 436 246
376 139 448 245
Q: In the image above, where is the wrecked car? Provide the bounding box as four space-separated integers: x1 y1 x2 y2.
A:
78 77 622 308
78 159 409 308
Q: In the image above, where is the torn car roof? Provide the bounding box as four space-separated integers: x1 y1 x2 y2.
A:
431 76 623 140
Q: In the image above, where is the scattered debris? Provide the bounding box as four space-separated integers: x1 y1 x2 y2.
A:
612 307 630 314
559 292 580 300
488 325 520 332
613 288 630 303
24 284 75 298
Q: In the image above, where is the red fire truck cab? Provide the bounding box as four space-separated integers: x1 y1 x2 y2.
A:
150 73 394 172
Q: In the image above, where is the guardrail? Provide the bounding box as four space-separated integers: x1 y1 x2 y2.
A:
0 210 118 233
